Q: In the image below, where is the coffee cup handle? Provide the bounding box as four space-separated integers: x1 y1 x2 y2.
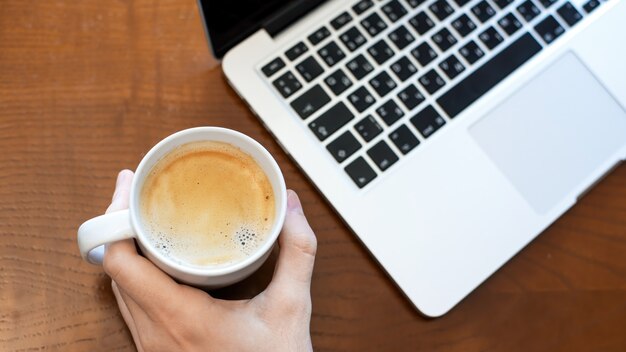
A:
77 209 136 265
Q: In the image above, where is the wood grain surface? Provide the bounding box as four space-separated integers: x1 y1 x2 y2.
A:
1 1 625 351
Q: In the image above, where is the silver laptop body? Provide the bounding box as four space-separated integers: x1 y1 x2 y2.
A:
199 0 626 316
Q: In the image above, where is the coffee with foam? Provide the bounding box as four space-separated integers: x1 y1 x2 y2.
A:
139 141 276 268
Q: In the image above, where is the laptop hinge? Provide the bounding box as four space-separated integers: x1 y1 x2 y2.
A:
263 1 327 37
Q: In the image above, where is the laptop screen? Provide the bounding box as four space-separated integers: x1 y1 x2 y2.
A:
198 0 325 58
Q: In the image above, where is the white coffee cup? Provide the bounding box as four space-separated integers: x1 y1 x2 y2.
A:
77 127 287 288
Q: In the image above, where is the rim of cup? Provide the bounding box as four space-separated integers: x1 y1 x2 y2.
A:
129 127 287 277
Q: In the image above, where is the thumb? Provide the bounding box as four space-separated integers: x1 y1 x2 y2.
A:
266 190 317 300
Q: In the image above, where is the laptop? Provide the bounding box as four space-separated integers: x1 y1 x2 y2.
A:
197 0 626 316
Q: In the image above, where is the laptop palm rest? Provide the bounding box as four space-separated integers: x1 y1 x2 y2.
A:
470 52 626 214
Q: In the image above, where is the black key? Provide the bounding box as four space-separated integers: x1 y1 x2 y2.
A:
411 42 438 66
451 14 477 37
285 42 308 61
346 54 374 80
390 56 418 81
583 0 600 13
439 54 465 79
410 106 446 138
324 69 353 96
345 157 377 188
308 27 331 45
368 40 395 65
538 0 558 8
382 0 408 22
331 11 353 30
517 1 541 22
409 12 436 35
290 84 330 119
353 0 375 15
557 2 583 26
388 25 415 50
389 124 420 154
318 42 346 67
340 27 367 52
296 56 324 82
273 71 302 98
437 33 542 117
369 71 397 97
348 86 377 112
419 69 446 94
376 99 405 125
429 0 455 21
309 102 354 140
459 40 484 64
471 1 497 23
367 140 399 171
453 0 472 6
405 0 427 8
397 84 425 110
261 57 285 77
326 131 362 163
355 115 383 142
493 0 514 9
534 15 565 44
498 13 523 35
431 28 458 52
479 27 504 50
361 13 388 37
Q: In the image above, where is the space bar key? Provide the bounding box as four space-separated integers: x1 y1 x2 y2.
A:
437 33 542 118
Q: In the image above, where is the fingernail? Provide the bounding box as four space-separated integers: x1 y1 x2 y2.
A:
117 170 129 186
112 171 127 201
287 190 303 214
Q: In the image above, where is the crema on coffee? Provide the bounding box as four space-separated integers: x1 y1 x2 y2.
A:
140 141 275 268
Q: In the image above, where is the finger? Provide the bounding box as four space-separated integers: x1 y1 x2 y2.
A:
112 281 147 352
104 236 189 316
106 169 134 213
266 190 317 299
112 281 140 337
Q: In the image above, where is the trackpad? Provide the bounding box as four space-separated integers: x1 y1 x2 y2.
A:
470 52 626 214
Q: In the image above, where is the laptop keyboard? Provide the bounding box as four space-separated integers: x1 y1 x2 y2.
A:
260 0 605 188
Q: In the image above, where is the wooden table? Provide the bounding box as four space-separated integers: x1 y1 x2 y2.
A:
1 1 625 351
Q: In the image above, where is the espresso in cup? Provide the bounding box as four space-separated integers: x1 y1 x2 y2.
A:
139 141 276 268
